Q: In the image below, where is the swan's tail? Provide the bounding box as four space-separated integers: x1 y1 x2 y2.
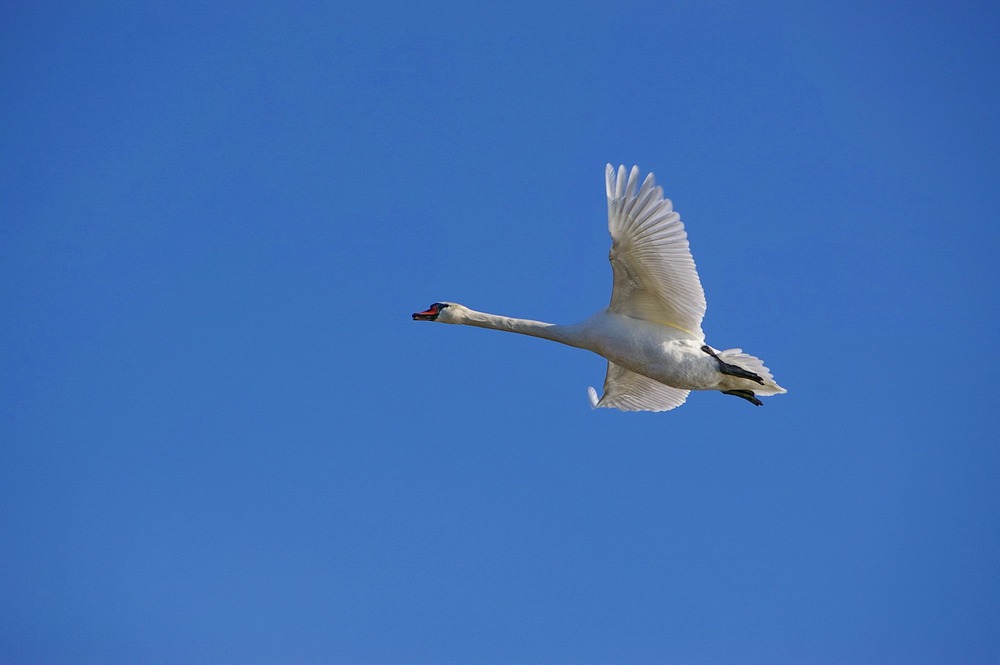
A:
719 348 786 395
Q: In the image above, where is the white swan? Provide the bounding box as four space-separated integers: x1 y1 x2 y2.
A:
412 164 786 411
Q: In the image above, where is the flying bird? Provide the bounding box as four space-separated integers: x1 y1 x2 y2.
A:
412 164 786 411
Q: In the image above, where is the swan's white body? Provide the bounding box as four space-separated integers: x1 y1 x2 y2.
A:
413 164 785 412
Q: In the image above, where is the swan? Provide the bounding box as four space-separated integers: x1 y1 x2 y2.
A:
412 164 786 411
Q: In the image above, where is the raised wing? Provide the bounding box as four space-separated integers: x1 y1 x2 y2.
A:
587 362 690 412
606 164 706 337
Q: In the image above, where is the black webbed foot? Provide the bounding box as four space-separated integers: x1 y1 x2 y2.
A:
701 345 765 385
722 389 763 406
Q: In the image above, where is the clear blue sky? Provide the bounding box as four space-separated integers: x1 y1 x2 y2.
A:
3 2 999 663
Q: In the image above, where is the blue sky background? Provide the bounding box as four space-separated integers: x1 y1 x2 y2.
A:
3 1 999 663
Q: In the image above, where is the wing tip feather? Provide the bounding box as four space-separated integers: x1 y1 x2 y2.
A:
587 386 601 409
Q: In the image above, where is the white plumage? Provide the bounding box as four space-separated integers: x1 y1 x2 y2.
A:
412 164 786 411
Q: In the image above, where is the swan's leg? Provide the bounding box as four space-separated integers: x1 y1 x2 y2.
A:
722 389 763 406
701 346 765 385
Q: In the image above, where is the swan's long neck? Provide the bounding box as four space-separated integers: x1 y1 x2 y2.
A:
458 309 582 347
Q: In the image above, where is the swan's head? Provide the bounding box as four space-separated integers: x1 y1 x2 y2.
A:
412 302 466 324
